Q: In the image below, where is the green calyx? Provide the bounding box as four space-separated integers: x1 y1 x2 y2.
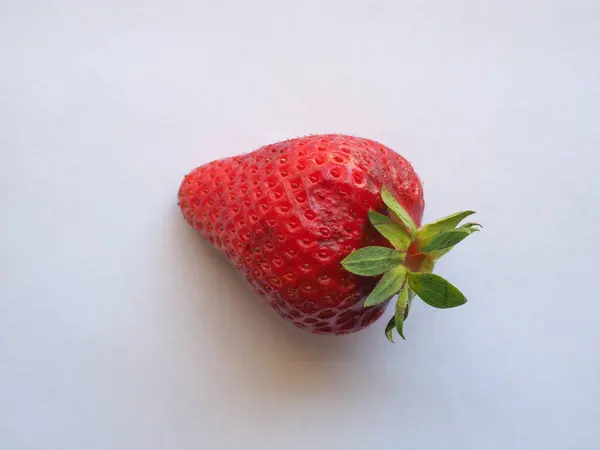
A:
340 187 481 342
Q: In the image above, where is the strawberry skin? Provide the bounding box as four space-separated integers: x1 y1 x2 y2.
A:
178 134 424 334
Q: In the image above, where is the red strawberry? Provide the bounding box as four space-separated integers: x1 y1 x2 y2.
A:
178 134 479 340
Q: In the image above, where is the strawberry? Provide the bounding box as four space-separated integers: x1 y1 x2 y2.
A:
178 134 479 340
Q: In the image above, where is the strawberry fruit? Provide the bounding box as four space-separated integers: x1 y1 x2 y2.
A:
178 134 480 340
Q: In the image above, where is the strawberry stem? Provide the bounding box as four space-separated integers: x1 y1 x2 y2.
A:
342 187 480 342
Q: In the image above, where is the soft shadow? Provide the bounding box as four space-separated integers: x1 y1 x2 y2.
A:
166 208 384 399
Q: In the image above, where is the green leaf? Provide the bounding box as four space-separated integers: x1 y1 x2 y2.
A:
421 226 479 253
418 210 476 243
423 210 476 233
381 187 418 238
395 285 409 340
407 272 467 309
404 289 415 319
425 223 481 260
385 317 396 343
341 246 404 276
459 222 482 230
364 265 407 307
368 211 413 251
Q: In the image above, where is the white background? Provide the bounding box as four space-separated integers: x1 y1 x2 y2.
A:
1 1 599 449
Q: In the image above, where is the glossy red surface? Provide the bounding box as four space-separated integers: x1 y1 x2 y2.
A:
179 134 424 334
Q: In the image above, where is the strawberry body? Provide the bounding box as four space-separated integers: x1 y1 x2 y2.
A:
178 134 424 334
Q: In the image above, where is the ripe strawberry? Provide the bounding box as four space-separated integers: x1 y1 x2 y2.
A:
178 134 479 340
